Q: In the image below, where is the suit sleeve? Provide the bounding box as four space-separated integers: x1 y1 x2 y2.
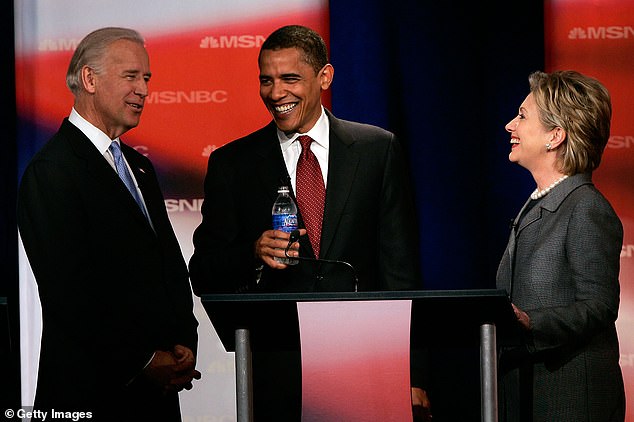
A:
189 151 259 294
377 135 429 389
136 154 199 355
378 134 423 290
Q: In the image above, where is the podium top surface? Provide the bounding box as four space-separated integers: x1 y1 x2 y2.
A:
200 289 517 350
200 288 508 303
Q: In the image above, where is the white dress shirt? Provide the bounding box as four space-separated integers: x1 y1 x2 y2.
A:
278 106 330 193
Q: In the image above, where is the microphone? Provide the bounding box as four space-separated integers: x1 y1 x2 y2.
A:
285 229 359 292
288 228 301 244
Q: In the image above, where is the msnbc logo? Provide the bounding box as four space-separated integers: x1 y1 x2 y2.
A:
38 38 80 51
608 135 634 149
200 35 266 49
165 198 204 213
145 90 228 104
568 26 634 39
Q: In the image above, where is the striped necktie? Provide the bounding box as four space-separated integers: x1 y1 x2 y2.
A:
109 141 149 221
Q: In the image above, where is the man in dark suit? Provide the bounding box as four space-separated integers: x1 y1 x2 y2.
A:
17 27 199 421
189 25 430 420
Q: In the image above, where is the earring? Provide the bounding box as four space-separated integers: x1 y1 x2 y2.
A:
546 143 552 151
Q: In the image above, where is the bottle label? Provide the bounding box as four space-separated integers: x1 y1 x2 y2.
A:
272 213 298 232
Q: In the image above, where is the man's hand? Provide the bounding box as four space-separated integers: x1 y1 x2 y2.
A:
168 344 201 392
143 345 201 394
412 387 432 421
254 229 306 268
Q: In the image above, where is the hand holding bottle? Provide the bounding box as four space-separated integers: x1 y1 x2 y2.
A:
254 228 306 269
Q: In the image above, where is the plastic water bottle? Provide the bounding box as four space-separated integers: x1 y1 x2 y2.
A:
272 186 299 265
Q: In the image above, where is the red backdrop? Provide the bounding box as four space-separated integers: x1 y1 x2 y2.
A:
545 1 634 418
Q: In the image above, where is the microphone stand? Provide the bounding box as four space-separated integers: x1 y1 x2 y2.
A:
284 231 359 293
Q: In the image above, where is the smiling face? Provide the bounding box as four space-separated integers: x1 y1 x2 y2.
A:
81 39 151 139
258 47 333 135
505 92 556 173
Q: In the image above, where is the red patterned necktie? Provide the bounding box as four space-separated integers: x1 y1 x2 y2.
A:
296 135 326 258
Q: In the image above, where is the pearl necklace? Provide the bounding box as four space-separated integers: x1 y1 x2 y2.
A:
530 175 569 200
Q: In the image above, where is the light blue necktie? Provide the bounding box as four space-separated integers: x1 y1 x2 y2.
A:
109 141 149 221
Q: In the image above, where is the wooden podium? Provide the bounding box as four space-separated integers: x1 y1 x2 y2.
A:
201 289 516 422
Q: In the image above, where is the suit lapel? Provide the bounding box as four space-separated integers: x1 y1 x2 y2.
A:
516 173 591 234
249 117 362 259
507 197 531 297
62 120 153 230
123 147 150 191
64 120 121 186
320 113 359 258
120 143 157 229
508 173 592 297
252 122 292 203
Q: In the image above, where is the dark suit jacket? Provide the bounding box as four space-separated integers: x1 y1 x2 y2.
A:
189 110 424 420
496 173 625 422
18 119 198 421
189 109 422 294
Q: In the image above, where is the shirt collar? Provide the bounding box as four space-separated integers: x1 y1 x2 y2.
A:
68 107 119 155
277 106 329 153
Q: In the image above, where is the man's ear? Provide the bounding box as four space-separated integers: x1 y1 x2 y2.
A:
319 64 334 90
81 66 97 94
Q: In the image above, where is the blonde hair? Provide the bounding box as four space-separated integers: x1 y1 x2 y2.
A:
529 70 612 174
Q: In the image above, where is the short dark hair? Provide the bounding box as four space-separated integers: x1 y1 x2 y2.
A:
259 25 329 74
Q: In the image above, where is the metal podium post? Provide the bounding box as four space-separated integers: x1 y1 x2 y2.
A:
235 328 253 422
480 323 498 422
